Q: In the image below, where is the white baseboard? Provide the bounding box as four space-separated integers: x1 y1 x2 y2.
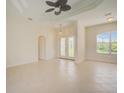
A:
86 59 117 64
6 61 38 68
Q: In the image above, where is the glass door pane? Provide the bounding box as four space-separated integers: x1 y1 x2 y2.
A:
60 37 66 57
68 37 75 57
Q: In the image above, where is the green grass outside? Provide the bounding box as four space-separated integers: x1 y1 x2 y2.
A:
97 42 117 54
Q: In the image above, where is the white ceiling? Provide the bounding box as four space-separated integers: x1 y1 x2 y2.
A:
7 0 117 26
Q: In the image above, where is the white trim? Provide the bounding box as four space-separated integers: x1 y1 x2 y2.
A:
6 61 38 68
86 58 117 64
96 31 117 55
58 36 76 59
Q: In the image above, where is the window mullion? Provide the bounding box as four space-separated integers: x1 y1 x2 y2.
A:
109 32 111 54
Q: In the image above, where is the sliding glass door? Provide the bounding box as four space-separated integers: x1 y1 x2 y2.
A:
59 36 75 59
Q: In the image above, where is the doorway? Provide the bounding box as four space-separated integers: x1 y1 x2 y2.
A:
59 36 75 59
38 36 45 60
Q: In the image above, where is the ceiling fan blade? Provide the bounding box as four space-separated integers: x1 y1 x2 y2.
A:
58 0 67 6
45 8 55 12
46 1 56 7
61 5 71 11
54 10 61 15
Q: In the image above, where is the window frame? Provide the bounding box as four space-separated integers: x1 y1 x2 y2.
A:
96 31 117 55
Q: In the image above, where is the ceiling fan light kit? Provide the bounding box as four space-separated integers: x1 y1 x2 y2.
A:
45 0 71 15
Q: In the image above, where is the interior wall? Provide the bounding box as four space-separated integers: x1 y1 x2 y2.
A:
76 21 86 63
37 27 56 60
7 16 56 67
85 22 117 63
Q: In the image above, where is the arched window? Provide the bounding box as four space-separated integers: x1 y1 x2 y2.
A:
96 31 117 54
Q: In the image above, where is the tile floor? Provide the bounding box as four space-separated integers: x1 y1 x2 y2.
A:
7 59 117 93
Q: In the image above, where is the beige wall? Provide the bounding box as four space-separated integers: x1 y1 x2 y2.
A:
76 21 86 63
85 22 117 63
7 6 117 67
37 27 56 60
7 16 56 67
7 18 117 68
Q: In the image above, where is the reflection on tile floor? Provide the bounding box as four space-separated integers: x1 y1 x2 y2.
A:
7 59 117 93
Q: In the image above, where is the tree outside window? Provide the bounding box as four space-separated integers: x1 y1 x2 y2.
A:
97 31 117 54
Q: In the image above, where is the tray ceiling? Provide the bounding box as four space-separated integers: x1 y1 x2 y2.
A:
8 0 103 21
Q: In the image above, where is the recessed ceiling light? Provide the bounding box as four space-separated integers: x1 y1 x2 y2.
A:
28 17 32 21
107 17 114 22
